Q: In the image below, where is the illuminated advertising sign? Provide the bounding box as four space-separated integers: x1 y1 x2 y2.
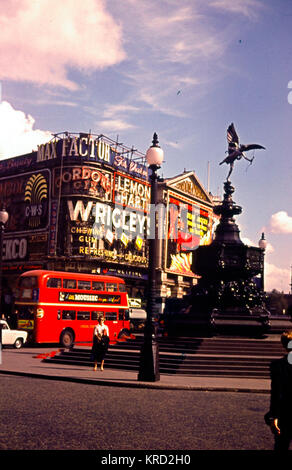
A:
3 238 28 261
36 136 148 180
166 193 213 276
0 134 148 182
112 154 148 180
64 170 151 267
114 173 150 211
66 199 149 267
0 170 50 233
48 200 58 256
53 166 113 201
2 233 48 262
37 137 111 163
0 154 35 174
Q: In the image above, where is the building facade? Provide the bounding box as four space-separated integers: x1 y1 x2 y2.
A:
154 171 217 313
0 132 217 314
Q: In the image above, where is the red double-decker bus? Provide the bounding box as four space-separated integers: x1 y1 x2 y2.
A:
14 270 130 347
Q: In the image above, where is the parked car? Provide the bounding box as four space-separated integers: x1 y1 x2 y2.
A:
0 320 28 349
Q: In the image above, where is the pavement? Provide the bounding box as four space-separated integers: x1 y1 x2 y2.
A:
0 344 272 393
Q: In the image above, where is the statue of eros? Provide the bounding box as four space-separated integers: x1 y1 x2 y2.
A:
220 123 265 181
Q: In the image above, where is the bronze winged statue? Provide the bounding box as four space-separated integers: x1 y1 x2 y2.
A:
220 123 265 180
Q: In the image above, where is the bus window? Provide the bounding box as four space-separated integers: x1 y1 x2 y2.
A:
119 309 129 320
106 283 118 292
118 283 126 292
91 311 104 321
19 276 37 288
78 280 91 290
47 278 62 288
77 311 90 320
62 310 76 320
105 311 117 321
92 281 105 291
63 279 77 289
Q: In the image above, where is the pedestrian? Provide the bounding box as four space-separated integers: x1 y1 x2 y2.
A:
265 330 292 451
91 315 110 371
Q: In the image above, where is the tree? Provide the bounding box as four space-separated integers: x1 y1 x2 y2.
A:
266 290 289 315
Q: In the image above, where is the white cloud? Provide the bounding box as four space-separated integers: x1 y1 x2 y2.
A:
102 0 267 128
239 236 290 293
241 236 255 246
265 243 274 254
97 102 141 132
137 90 187 118
0 101 52 158
103 104 140 120
105 1 229 123
210 0 264 19
0 0 125 89
97 119 136 132
269 211 292 234
241 236 274 253
166 141 180 149
265 262 290 293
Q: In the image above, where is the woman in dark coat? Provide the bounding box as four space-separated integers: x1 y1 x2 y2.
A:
91 315 110 371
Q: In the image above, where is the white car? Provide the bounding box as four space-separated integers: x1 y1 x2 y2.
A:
0 320 28 349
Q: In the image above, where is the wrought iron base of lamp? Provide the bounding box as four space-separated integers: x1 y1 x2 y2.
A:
138 325 160 382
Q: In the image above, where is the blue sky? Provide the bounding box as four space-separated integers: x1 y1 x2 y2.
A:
0 0 291 292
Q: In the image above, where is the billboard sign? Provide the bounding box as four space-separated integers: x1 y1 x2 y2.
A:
0 170 50 233
64 171 151 267
36 136 149 180
166 193 214 276
53 166 113 201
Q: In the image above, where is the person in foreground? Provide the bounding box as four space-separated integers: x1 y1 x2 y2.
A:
91 315 110 371
265 330 292 451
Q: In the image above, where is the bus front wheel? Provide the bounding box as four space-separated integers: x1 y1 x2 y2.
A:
60 329 74 348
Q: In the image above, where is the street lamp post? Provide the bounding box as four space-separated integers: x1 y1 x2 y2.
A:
138 133 164 382
258 232 267 291
0 207 9 353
